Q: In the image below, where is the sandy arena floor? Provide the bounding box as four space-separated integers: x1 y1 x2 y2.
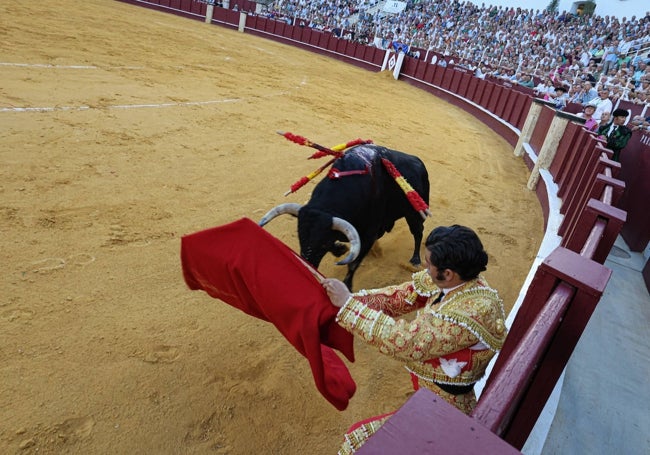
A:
0 1 543 453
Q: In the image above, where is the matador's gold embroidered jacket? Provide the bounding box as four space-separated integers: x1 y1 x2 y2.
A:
336 270 507 399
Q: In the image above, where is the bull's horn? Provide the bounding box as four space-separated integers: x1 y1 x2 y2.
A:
332 217 361 265
259 203 303 226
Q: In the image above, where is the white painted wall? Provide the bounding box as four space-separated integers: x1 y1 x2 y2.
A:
466 0 648 19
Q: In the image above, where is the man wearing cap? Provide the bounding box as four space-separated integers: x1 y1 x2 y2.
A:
577 104 598 132
597 108 633 162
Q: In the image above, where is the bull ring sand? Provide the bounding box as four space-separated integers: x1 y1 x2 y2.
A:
0 1 543 453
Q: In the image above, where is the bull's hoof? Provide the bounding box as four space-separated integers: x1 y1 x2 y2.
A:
331 242 348 257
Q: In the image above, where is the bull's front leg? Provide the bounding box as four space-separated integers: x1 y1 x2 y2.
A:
342 262 361 291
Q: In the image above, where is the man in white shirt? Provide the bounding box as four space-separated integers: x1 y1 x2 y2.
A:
589 88 613 122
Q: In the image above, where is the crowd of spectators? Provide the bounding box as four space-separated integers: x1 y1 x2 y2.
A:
261 0 650 129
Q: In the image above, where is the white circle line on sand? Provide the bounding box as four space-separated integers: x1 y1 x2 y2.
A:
0 62 144 70
0 90 296 113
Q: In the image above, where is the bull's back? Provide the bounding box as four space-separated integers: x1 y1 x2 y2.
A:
308 144 429 228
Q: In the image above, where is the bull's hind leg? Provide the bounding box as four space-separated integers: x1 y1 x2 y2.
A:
406 215 425 266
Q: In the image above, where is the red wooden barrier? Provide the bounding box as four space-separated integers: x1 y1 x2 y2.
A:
399 54 417 77
440 66 454 90
549 123 586 182
563 198 626 263
291 24 303 41
494 87 510 118
413 59 427 80
513 95 532 131
326 35 338 52
487 84 502 113
618 132 650 252
479 81 494 109
432 65 446 87
318 30 330 48
423 62 437 86
466 75 479 101
457 71 472 98
479 247 611 448
502 90 518 125
308 28 321 47
472 78 486 104
527 105 554 155
448 67 464 93
352 42 365 60
558 142 607 235
335 38 348 54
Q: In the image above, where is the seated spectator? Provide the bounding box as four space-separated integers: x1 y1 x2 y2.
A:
589 88 613 122
633 62 647 85
578 81 599 105
517 73 535 88
535 78 555 97
576 104 599 132
590 44 605 64
629 115 650 133
548 85 570 110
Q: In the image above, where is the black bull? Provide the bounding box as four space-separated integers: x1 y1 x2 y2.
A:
259 144 430 290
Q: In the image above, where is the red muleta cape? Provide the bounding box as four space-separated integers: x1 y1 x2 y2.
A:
180 217 356 410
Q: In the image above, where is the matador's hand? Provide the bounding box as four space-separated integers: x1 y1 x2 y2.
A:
322 278 351 308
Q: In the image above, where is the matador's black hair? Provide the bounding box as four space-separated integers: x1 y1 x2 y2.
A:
425 225 488 281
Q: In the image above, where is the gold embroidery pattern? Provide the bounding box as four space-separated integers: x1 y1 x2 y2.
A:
337 416 391 455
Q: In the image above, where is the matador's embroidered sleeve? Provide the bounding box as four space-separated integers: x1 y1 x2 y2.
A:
336 299 478 362
350 271 434 317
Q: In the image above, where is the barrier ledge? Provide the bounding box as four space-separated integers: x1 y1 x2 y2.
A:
356 389 521 455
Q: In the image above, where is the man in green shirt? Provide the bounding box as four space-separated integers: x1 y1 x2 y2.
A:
597 108 633 162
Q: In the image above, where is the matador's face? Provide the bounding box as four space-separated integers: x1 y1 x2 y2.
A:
424 249 446 286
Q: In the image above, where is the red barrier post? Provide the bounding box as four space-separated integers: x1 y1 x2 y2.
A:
487 84 503 113
479 81 495 109
432 64 446 86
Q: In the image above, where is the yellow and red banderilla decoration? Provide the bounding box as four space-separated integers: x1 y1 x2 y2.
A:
277 131 430 219
380 158 431 220
277 131 372 195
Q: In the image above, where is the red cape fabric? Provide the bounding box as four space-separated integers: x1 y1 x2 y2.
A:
180 217 356 410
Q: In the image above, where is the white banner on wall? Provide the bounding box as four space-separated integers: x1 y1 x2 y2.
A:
383 1 407 14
